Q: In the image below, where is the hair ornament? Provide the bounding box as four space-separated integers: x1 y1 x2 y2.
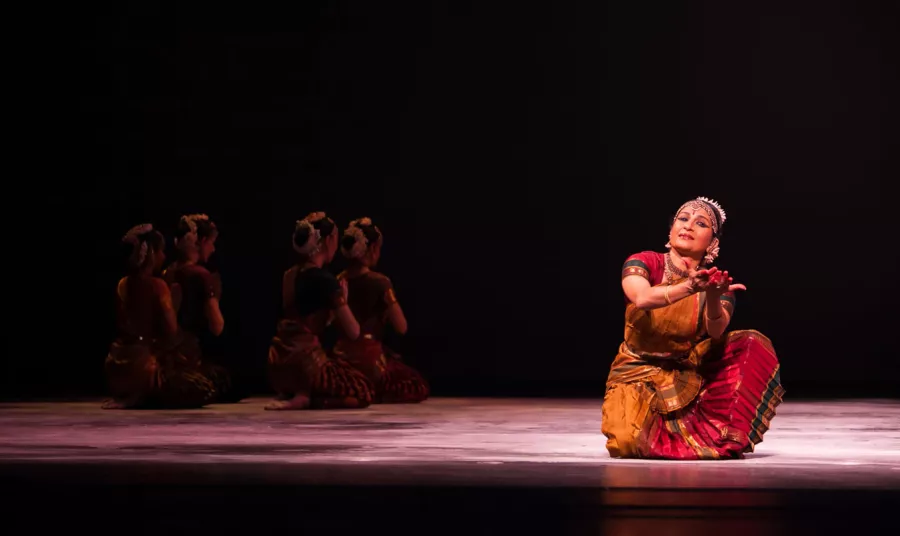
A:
342 218 372 259
293 216 322 256
175 214 210 249
123 223 154 267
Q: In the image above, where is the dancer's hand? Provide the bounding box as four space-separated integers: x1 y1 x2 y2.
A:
685 260 717 293
705 269 747 299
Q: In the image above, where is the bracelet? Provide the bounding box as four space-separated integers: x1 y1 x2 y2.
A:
664 285 673 305
686 279 699 294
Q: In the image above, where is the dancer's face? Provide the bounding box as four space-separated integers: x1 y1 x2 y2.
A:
669 209 714 257
152 247 167 273
324 229 339 262
198 235 217 263
367 239 382 267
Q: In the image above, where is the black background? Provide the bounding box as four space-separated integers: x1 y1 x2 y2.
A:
6 1 898 398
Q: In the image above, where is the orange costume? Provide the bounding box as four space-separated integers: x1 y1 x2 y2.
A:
601 251 784 459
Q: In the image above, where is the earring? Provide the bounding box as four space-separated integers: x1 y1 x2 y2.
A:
665 241 672 249
703 239 720 265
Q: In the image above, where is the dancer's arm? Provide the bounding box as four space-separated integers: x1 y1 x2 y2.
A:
155 280 179 337
704 271 744 339
381 281 407 335
332 278 360 340
704 298 730 339
385 304 408 335
205 298 225 336
186 267 225 336
622 276 695 310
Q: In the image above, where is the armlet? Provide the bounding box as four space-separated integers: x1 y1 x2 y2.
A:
622 259 650 281
384 287 398 306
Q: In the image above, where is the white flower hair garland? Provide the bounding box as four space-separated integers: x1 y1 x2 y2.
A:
341 217 373 260
293 212 327 256
175 213 210 250
123 223 154 266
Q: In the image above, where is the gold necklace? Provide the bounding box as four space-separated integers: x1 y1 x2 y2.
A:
664 252 690 284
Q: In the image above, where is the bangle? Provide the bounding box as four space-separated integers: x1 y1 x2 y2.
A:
664 285 673 305
686 279 698 294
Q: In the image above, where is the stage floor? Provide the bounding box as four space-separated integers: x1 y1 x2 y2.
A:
2 398 898 533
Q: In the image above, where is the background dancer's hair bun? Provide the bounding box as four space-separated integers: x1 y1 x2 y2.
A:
293 212 336 256
122 224 164 270
175 214 218 251
341 218 382 260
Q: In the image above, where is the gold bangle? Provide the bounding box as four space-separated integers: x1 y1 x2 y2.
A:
664 285 673 305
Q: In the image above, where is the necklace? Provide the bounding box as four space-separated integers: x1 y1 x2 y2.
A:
664 252 690 284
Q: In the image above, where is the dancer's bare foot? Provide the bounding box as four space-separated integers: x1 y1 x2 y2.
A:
265 394 310 410
102 397 137 409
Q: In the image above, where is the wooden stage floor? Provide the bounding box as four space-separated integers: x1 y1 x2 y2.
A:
2 398 898 534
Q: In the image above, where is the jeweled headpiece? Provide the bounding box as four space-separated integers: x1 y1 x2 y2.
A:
675 197 726 235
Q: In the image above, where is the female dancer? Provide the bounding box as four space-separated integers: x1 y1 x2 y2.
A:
163 214 233 401
602 197 784 459
104 224 216 409
266 212 374 410
335 218 429 403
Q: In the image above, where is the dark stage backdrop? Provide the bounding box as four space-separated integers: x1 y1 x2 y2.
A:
7 2 898 398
